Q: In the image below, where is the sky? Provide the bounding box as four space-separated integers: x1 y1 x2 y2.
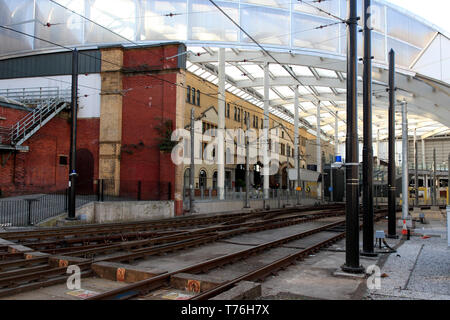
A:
387 0 450 34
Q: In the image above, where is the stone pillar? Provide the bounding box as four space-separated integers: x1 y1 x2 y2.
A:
263 62 270 200
316 101 322 200
218 48 225 200
175 71 187 215
99 48 124 196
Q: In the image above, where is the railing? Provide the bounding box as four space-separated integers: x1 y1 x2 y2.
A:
9 98 67 145
0 87 71 106
0 87 72 146
0 179 172 227
182 186 317 204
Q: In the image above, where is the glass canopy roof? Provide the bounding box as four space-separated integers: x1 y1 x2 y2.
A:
0 0 448 143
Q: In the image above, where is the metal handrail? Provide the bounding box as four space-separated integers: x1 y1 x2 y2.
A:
0 87 72 146
9 98 68 145
0 87 72 105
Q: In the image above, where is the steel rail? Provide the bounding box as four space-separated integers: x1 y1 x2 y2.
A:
87 220 345 300
192 210 390 300
0 265 50 280
25 230 182 250
87 211 345 263
0 205 344 241
0 212 256 240
0 206 347 298
0 262 91 292
0 256 48 272
0 270 93 298
191 233 346 300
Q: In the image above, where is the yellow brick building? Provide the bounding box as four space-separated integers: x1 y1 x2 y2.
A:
182 72 334 196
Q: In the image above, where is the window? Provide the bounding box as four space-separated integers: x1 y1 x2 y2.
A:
287 145 291 157
281 144 285 156
237 108 241 122
59 155 68 166
192 88 196 105
234 107 237 121
213 171 218 189
282 131 284 139
186 86 191 103
202 142 208 157
184 168 190 188
226 103 230 118
199 170 207 189
197 89 200 106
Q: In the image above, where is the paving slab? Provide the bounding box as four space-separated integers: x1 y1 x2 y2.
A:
218 221 336 246
367 236 450 300
1 277 128 300
131 242 254 273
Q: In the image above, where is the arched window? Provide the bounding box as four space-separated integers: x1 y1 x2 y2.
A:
192 87 196 105
184 168 190 188
186 86 191 103
196 89 200 106
213 171 218 189
199 170 207 189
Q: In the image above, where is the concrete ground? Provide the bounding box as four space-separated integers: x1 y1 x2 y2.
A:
2 277 129 300
366 212 449 300
1 209 447 300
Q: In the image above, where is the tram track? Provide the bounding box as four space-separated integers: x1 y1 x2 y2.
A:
88 209 389 300
0 206 346 298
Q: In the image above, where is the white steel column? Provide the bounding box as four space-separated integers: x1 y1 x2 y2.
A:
218 48 225 200
402 102 409 219
376 128 380 166
263 62 270 200
413 129 417 157
335 112 339 157
422 138 428 189
294 86 300 204
316 101 322 200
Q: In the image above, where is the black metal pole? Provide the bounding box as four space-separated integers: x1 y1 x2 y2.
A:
67 49 79 220
387 49 397 238
361 0 376 257
27 200 32 226
448 153 450 206
342 0 364 273
190 108 195 214
415 140 419 206
433 148 437 206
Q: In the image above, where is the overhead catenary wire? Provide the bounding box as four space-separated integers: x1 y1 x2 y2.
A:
12 0 367 140
47 0 349 137
207 0 346 140
0 23 397 142
0 28 313 143
0 2 425 142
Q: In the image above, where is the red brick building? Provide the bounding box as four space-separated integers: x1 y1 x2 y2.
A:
0 43 186 215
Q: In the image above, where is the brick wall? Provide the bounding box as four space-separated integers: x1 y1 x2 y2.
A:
120 44 181 203
0 104 99 197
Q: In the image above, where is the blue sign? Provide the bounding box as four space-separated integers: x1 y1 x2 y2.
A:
329 187 333 192
335 155 342 162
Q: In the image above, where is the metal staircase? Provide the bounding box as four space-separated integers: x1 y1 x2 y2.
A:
0 87 71 148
